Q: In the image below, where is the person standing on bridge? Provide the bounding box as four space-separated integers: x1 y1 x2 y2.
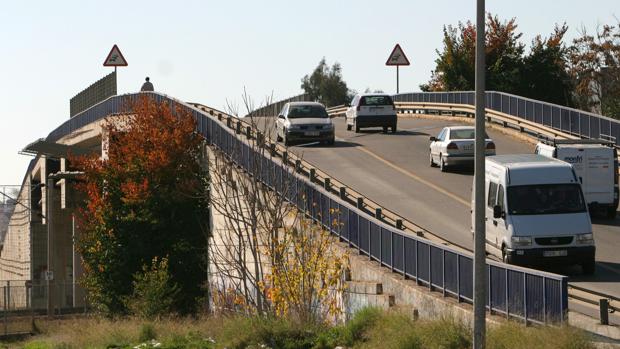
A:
140 77 154 92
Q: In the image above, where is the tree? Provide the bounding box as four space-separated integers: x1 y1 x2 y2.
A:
301 58 351 107
569 21 620 118
422 15 524 93
422 14 576 107
208 92 347 322
520 25 574 106
73 96 210 316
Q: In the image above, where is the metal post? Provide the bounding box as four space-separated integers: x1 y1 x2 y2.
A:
396 66 400 94
46 177 54 318
600 299 609 325
3 285 7 336
473 0 487 347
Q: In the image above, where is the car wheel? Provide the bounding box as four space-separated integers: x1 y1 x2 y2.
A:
328 137 335 146
501 246 512 264
392 124 397 133
582 260 596 275
355 120 360 133
382 126 388 133
439 155 447 172
606 206 617 219
429 152 436 167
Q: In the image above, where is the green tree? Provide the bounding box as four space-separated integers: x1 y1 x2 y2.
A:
301 58 350 107
520 25 574 106
422 14 576 107
73 96 210 316
422 15 524 93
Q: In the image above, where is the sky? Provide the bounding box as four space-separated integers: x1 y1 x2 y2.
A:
0 0 618 186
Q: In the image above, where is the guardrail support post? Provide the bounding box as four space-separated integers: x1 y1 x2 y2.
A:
356 198 363 209
600 299 609 325
282 151 288 164
309 169 316 183
396 219 403 230
375 208 382 220
339 187 346 200
295 160 301 173
246 126 252 139
324 178 330 190
217 113 222 121
236 121 241 134
226 116 232 128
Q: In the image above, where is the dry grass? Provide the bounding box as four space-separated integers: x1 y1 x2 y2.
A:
0 309 597 349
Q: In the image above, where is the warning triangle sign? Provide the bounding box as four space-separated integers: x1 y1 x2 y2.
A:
386 44 410 66
103 45 128 67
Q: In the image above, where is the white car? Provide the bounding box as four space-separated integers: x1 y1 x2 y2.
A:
429 126 496 171
276 102 335 146
345 94 397 133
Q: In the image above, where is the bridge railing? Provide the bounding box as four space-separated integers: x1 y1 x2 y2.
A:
394 91 619 144
44 92 568 325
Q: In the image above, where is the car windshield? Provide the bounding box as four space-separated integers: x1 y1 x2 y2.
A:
450 129 489 139
288 105 328 118
507 184 586 215
360 96 393 106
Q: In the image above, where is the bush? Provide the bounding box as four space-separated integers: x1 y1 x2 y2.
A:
124 257 180 319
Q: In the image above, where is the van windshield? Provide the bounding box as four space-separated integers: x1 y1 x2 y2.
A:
288 105 328 119
507 184 586 215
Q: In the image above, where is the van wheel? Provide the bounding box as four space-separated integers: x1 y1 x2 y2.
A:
355 121 360 133
439 155 447 172
429 152 436 167
392 124 397 133
382 126 388 133
606 206 617 219
582 260 596 275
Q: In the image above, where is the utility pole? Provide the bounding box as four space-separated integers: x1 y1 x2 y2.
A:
473 0 487 348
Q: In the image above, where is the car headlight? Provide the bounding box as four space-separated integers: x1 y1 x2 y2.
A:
576 233 594 244
511 236 532 247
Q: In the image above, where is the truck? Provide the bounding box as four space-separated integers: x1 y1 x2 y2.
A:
535 138 618 218
473 154 596 274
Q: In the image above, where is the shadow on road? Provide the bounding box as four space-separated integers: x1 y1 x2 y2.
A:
292 140 361 148
538 262 620 284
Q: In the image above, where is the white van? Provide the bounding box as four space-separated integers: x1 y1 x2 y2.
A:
535 139 618 218
473 154 596 274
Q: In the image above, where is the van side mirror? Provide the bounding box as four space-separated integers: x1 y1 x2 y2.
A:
430 136 437 142
493 205 503 219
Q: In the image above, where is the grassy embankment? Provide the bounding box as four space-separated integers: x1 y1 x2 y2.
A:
2 307 594 349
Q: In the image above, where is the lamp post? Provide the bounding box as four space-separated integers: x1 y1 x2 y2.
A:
473 0 487 348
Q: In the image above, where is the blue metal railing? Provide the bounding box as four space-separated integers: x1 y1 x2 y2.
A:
44 91 568 324
394 91 620 145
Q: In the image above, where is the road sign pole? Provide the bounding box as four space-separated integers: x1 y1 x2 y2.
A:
473 0 487 348
397 65 400 94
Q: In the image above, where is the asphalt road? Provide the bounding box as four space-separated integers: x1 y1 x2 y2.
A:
259 115 620 299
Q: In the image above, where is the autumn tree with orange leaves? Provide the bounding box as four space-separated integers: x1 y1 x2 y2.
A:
73 96 210 316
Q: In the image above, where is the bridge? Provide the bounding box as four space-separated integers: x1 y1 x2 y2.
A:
1 89 619 336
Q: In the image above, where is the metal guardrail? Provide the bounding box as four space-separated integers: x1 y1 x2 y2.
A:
394 91 620 145
42 92 569 325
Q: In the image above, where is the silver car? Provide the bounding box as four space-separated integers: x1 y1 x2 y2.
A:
429 126 496 171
